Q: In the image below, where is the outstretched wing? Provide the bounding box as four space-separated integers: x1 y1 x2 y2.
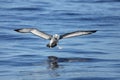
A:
60 30 97 39
14 28 52 40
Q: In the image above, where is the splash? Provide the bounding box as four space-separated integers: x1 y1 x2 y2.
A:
57 45 63 49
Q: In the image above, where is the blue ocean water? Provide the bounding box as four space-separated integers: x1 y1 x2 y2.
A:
0 0 120 80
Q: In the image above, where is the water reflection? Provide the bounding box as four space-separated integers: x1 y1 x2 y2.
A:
47 56 95 70
47 56 60 77
47 55 97 77
1 54 119 80
47 55 101 64
48 56 59 69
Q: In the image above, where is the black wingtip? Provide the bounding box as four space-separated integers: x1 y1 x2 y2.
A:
14 29 20 32
92 30 97 33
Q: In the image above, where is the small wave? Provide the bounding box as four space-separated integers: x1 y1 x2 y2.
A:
69 77 116 80
7 7 45 11
67 0 120 3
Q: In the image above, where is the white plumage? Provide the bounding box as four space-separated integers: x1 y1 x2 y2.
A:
15 28 97 48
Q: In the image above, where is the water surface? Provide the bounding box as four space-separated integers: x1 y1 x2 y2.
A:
0 0 120 80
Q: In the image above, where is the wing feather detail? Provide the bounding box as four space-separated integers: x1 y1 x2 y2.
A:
14 28 52 40
60 30 97 39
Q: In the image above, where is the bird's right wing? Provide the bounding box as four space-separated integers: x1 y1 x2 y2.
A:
14 28 52 40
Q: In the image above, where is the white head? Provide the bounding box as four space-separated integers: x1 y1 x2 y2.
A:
53 34 59 39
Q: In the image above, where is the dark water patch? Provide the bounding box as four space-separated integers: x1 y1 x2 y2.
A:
30 1 51 5
0 14 39 21
101 30 120 32
94 0 120 3
102 16 120 20
0 0 14 3
7 7 45 11
68 43 85 46
76 17 100 21
0 52 6 55
0 26 17 30
0 34 16 40
0 60 13 66
87 40 101 43
27 46 46 50
67 0 96 3
10 61 39 67
47 56 120 72
0 52 9 56
0 70 10 74
4 61 35 67
76 16 120 21
69 77 117 80
16 16 40 21
0 20 19 23
0 13 40 21
0 14 16 18
30 2 52 7
86 34 119 39
92 23 117 27
12 24 34 28
0 34 38 41
74 50 108 54
14 54 42 58
58 57 120 63
47 56 120 63
52 11 87 16
108 64 120 68
49 16 120 22
68 0 120 3
2 56 44 67
49 17 82 22
55 49 108 55
58 57 101 63
61 12 81 16
110 7 120 11
107 42 120 46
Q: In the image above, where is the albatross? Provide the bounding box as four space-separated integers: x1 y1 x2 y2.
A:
14 28 97 48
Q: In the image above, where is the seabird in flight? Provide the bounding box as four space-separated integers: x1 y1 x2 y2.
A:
14 28 97 48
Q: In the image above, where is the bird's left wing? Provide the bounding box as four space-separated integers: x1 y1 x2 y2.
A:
14 28 52 40
60 30 97 39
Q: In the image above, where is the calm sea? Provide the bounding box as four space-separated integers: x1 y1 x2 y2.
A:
0 0 120 80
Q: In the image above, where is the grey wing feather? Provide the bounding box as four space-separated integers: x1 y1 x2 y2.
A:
14 28 52 40
60 30 97 39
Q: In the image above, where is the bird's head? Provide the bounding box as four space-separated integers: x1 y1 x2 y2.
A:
53 34 59 39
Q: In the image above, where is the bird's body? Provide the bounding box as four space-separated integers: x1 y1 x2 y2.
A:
15 28 97 48
47 34 59 48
